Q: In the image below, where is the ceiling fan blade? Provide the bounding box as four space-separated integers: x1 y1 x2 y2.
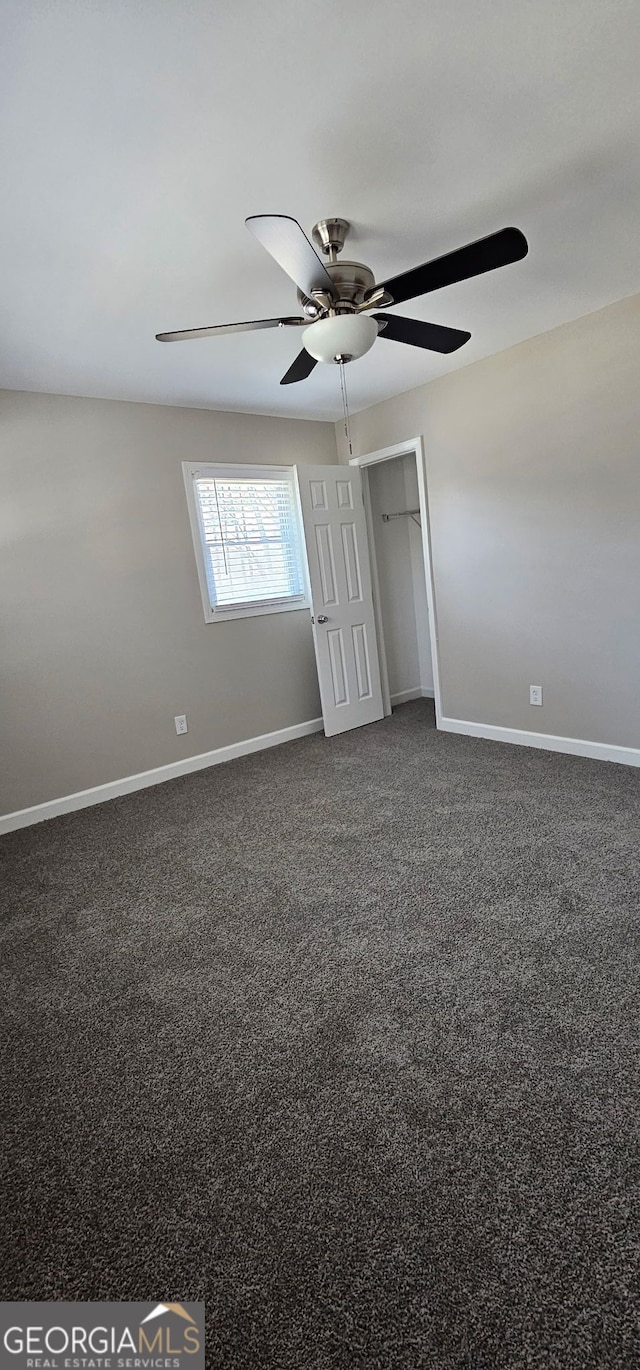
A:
280 349 318 386
373 227 528 307
373 314 470 354
156 315 304 342
246 215 335 299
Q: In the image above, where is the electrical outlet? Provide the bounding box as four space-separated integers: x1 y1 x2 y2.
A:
529 685 543 706
174 714 188 735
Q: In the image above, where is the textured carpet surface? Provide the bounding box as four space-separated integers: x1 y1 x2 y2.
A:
1 700 639 1368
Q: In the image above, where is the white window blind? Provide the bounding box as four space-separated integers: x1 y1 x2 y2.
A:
185 464 308 621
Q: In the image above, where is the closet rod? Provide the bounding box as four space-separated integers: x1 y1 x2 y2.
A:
381 508 421 524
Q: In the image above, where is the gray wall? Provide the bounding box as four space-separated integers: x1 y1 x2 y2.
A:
367 454 433 698
0 391 336 813
338 292 640 749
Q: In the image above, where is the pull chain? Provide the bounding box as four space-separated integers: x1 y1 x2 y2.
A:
338 359 353 458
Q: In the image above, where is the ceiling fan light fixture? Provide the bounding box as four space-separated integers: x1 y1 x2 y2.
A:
302 313 379 364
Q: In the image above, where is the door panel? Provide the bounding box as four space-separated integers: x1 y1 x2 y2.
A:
352 622 373 699
295 464 384 737
314 524 338 605
327 628 348 707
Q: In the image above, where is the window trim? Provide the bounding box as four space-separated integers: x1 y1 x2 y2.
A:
182 461 310 623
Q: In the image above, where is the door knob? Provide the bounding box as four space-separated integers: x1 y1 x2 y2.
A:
313 614 329 624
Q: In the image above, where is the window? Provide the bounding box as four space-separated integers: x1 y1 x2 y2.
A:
183 462 309 622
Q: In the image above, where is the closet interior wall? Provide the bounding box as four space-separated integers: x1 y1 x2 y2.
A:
367 454 434 703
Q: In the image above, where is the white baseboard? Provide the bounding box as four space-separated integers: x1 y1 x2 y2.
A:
10 703 633 837
391 686 435 705
0 717 325 836
439 716 640 769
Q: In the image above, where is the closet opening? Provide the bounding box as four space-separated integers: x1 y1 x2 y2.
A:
348 438 442 723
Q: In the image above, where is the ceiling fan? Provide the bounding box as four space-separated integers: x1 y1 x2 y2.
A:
156 216 528 385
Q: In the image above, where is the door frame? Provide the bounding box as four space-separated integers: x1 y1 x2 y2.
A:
348 436 443 727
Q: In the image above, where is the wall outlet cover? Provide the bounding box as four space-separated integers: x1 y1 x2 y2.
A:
529 685 543 706
174 714 188 734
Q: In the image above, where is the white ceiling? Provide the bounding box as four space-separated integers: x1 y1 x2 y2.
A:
2 0 640 422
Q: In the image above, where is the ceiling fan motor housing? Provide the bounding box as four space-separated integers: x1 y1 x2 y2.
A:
298 260 376 315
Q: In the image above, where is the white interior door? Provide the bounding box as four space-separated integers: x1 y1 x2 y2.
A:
295 464 384 737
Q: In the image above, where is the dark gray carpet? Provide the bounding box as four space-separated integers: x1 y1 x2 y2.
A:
1 700 639 1368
